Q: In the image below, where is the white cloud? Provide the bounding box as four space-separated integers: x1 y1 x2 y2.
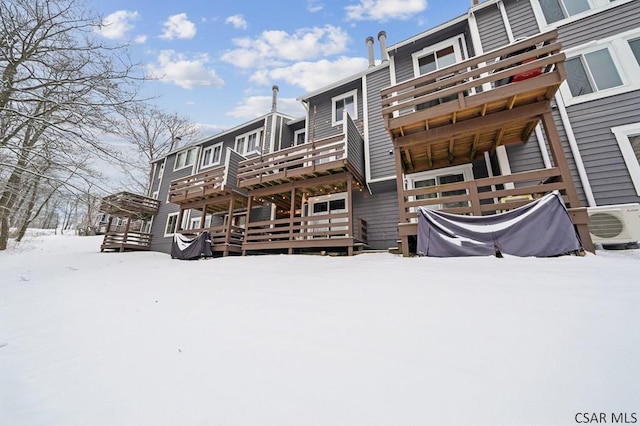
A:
160 13 197 40
227 96 306 119
96 10 139 40
146 50 224 89
221 25 349 69
225 14 248 30
249 56 370 92
134 34 148 44
307 0 324 12
345 0 427 21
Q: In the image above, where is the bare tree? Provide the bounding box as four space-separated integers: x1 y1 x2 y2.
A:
111 104 200 194
0 0 146 250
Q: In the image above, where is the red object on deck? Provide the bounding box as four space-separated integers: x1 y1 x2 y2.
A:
512 57 542 82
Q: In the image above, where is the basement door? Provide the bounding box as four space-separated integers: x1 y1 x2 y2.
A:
306 193 348 238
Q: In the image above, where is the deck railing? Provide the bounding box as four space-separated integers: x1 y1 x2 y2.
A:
169 166 226 203
180 224 245 248
101 231 152 250
400 167 567 221
100 192 160 217
381 30 564 130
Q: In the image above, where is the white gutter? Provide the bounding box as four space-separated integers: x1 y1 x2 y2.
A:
554 90 596 206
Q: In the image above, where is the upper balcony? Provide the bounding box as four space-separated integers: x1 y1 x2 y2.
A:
100 191 159 219
380 30 565 173
169 148 247 206
237 113 365 191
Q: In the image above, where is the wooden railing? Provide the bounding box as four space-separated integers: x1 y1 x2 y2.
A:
101 231 152 250
400 167 569 221
100 192 160 217
180 224 245 247
169 166 225 203
356 218 368 245
381 30 564 128
244 212 361 244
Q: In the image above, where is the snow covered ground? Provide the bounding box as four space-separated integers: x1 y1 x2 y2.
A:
1 232 639 426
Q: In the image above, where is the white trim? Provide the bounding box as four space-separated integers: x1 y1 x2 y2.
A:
532 0 635 30
554 92 596 206
164 212 179 237
331 89 358 126
293 128 306 146
468 11 494 93
534 124 553 169
496 146 515 190
559 32 640 106
405 164 474 212
497 1 515 43
612 122 640 196
199 142 224 170
270 115 277 154
173 146 199 171
234 128 263 156
362 74 372 184
411 35 465 78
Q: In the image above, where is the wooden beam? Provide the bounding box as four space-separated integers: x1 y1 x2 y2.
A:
507 95 517 110
427 144 433 168
470 133 479 160
394 101 551 148
495 127 506 147
404 149 414 173
448 139 455 164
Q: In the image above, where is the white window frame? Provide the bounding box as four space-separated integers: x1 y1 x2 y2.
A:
612 122 640 196
164 213 179 237
200 142 224 169
331 89 358 126
174 147 198 171
411 35 465 79
294 129 306 146
532 0 635 30
405 164 474 214
157 162 164 180
235 129 262 156
189 217 201 231
304 192 348 238
559 29 640 106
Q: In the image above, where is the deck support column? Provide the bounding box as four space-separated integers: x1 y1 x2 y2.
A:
224 196 235 257
347 176 354 256
393 145 410 256
288 187 295 255
541 111 579 208
243 195 253 256
121 215 131 252
176 208 185 233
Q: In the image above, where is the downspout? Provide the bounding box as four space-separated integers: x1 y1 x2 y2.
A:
554 92 596 207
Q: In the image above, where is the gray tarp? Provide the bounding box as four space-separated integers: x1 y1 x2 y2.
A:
171 231 213 260
416 191 582 257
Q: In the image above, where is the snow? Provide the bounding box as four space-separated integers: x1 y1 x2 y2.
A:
1 232 639 426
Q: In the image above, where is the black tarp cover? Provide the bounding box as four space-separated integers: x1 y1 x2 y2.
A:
416 191 582 257
171 232 213 260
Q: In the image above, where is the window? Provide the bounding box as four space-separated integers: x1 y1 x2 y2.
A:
536 0 624 26
565 48 623 97
560 30 640 105
331 90 357 126
235 129 262 155
306 193 348 238
174 147 197 170
294 129 306 146
612 123 640 196
406 164 474 212
164 213 179 237
157 162 164 180
189 217 201 230
201 143 224 168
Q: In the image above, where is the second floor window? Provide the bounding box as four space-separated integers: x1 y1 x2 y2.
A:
235 129 262 155
332 90 357 126
201 143 223 168
565 48 622 97
174 147 197 171
538 0 617 25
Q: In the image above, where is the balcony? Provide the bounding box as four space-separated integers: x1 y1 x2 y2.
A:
98 192 159 252
169 148 247 206
237 112 365 190
381 30 565 173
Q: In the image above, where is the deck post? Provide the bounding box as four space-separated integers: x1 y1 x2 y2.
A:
176 208 185 233
393 145 410 256
243 195 253 256
121 216 131 252
225 196 235 257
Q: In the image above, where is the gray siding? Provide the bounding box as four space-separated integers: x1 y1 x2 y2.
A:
506 132 546 173
365 67 396 180
505 0 540 39
391 22 472 84
558 1 640 49
307 80 364 142
475 4 510 52
346 114 366 181
224 148 244 191
352 188 399 250
565 91 640 205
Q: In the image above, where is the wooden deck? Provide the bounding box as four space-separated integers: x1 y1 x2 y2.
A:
100 192 159 218
99 192 159 252
101 231 152 252
380 30 594 255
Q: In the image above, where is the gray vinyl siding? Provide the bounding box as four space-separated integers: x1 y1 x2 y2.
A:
224 148 244 191
475 3 510 52
307 80 364 142
557 1 640 49
391 22 472 84
506 132 546 174
352 188 399 250
346 115 366 181
149 152 196 254
365 67 396 180
505 0 540 39
564 91 640 205
281 119 305 150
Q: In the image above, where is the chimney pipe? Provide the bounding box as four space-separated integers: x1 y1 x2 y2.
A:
378 31 389 62
271 85 279 112
366 36 375 68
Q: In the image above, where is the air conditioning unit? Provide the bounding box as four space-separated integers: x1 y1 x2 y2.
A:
587 203 640 245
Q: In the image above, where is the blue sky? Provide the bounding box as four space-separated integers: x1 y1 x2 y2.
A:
90 0 472 137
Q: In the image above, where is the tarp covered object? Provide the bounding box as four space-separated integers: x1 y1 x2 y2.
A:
416 191 582 257
171 232 213 260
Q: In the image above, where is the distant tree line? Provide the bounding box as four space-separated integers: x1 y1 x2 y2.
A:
0 0 200 249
